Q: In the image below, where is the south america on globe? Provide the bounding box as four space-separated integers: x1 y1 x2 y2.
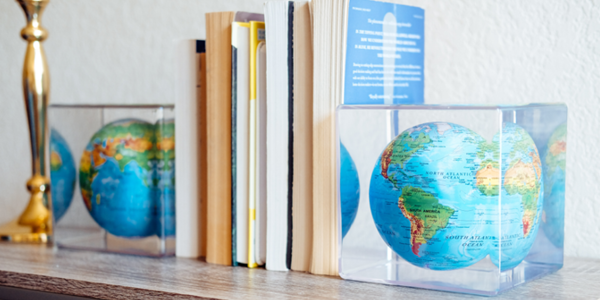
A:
340 143 360 238
369 122 543 271
79 119 157 238
50 129 76 222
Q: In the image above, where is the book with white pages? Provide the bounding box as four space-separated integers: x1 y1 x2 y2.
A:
232 21 250 266
264 0 293 272
309 0 425 275
175 40 205 259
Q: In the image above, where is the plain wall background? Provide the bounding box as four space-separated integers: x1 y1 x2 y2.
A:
0 0 598 259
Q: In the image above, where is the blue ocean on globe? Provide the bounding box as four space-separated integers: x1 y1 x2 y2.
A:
50 129 76 222
79 119 157 238
369 122 543 271
90 159 155 237
340 143 360 238
541 123 566 248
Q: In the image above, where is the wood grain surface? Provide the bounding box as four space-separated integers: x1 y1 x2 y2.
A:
0 243 598 299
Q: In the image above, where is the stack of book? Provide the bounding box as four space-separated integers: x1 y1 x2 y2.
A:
175 0 424 276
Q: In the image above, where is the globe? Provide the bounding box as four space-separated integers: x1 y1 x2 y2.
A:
369 122 543 271
541 123 566 248
340 143 360 238
79 119 157 238
155 119 176 237
50 129 76 222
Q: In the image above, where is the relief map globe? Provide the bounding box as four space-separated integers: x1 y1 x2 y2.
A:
369 122 543 271
79 119 175 238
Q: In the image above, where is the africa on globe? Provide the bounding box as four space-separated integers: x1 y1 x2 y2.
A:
369 122 543 271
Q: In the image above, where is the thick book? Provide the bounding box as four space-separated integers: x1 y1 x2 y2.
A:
232 21 250 266
310 0 425 275
175 40 206 258
205 11 236 266
264 0 293 272
231 12 264 267
290 0 314 273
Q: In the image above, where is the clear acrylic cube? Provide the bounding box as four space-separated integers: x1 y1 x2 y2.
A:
49 104 175 257
337 103 567 295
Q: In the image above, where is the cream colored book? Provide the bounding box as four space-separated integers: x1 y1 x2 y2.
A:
175 40 206 259
291 0 314 273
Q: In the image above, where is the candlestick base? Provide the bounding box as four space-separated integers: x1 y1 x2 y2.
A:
0 219 50 243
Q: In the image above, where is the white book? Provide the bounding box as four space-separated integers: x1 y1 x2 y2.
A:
264 0 292 272
175 40 203 258
232 22 250 265
255 41 268 266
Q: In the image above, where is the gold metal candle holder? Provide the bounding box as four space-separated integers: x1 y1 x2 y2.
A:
0 0 52 243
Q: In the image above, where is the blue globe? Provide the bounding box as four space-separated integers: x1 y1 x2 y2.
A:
79 119 156 238
340 143 360 238
370 122 542 271
50 129 76 222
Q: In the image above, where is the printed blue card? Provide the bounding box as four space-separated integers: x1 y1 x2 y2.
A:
344 0 424 104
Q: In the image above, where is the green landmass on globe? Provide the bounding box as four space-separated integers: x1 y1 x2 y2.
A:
397 186 455 256
380 131 432 187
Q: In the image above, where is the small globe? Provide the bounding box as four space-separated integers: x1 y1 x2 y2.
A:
340 143 360 238
79 119 156 238
541 123 566 248
50 129 76 222
155 119 175 237
369 122 542 271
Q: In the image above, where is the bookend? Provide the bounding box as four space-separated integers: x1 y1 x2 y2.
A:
49 104 175 257
337 103 566 296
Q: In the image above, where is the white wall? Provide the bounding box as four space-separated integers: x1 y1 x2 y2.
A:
1 0 598 259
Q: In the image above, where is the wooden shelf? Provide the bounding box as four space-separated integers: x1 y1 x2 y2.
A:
0 243 598 299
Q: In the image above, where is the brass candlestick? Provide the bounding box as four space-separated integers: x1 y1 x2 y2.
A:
0 0 52 243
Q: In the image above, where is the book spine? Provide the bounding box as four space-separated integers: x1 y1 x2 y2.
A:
205 11 235 266
286 0 295 271
231 44 238 267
